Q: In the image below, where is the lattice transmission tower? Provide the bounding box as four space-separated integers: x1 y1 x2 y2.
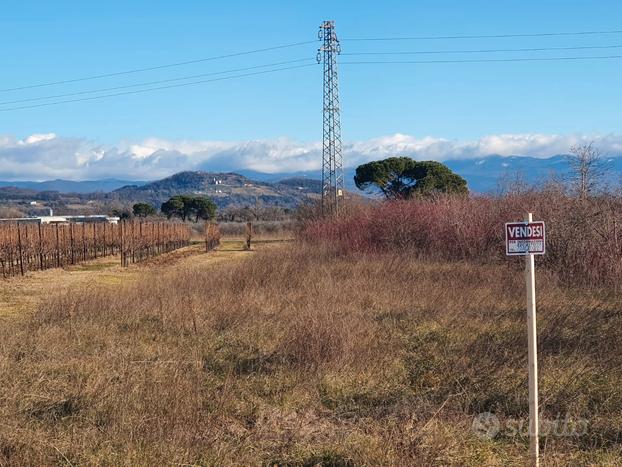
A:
317 20 344 215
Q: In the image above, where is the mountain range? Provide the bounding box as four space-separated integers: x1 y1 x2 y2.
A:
238 154 622 193
1 154 621 202
0 179 147 193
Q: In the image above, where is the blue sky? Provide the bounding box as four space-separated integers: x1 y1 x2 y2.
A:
1 0 622 179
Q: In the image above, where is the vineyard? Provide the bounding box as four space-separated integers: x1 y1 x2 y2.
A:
204 222 222 252
0 221 191 277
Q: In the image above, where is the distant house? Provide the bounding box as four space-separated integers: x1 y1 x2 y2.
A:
0 215 120 225
64 215 120 225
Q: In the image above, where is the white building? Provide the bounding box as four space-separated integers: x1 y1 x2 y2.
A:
0 215 120 225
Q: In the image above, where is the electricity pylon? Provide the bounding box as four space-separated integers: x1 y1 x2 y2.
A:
317 20 344 215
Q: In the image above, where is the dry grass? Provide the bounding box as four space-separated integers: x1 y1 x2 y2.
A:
0 243 620 465
0 240 255 318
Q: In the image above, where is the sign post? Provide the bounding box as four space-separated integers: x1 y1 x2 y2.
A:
505 213 545 467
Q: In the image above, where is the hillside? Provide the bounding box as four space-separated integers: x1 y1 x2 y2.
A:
0 179 146 193
4 154 622 199
0 171 324 215
111 171 320 208
0 186 61 202
5 152 619 210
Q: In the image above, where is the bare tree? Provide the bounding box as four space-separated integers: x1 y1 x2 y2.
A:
495 170 530 196
567 142 604 198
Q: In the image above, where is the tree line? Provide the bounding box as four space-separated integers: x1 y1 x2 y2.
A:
127 195 217 222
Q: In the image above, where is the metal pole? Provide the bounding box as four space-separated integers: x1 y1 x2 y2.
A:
525 212 539 466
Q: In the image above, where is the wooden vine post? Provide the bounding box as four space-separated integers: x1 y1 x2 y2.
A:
245 222 253 250
16 223 24 276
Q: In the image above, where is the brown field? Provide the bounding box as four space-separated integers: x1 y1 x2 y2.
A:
0 235 620 465
0 239 263 317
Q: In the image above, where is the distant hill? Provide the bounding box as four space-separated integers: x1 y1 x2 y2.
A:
0 186 62 201
111 171 320 208
0 171 323 211
0 178 147 193
3 154 622 206
275 177 323 190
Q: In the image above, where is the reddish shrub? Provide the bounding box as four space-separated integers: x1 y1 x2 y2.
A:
301 192 622 288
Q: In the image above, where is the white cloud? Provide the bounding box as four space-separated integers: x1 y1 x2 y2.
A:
20 133 57 145
1 132 622 181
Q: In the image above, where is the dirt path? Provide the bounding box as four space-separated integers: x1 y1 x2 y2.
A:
0 238 289 317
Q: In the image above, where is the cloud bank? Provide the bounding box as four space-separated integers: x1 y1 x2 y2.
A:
2 132 622 181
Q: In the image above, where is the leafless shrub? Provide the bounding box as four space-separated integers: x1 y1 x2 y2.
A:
217 220 295 238
567 142 605 198
302 192 622 288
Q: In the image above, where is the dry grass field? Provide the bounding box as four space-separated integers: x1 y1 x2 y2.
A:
0 240 255 317
0 236 620 465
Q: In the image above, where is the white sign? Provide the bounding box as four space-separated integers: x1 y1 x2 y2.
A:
505 221 545 256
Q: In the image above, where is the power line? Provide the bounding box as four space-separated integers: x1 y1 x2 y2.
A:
0 58 315 106
342 44 622 56
0 40 317 93
4 54 620 112
4 29 622 112
0 63 314 112
342 29 622 42
3 29 620 94
3 28 621 93
341 54 622 65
